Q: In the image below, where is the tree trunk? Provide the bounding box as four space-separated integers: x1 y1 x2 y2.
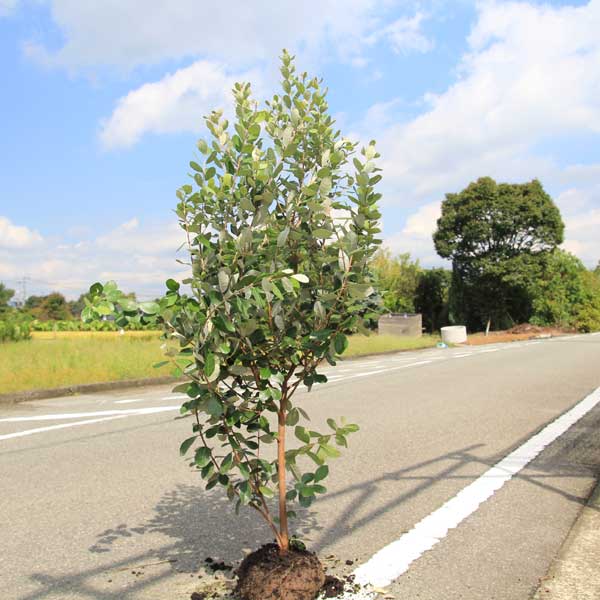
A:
485 317 491 337
277 405 290 552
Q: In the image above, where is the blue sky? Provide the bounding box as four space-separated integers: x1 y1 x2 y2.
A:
1 0 599 300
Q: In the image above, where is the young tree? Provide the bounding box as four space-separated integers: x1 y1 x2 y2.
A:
433 177 564 331
84 51 382 554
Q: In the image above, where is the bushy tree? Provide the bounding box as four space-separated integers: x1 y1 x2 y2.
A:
26 292 71 321
371 250 421 313
527 250 600 331
434 177 564 331
84 51 382 552
414 268 451 332
0 283 15 316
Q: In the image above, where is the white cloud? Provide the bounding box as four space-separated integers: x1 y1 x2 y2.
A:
26 0 383 71
366 0 600 264
0 218 189 299
0 216 43 248
370 12 434 55
383 201 445 265
100 61 262 149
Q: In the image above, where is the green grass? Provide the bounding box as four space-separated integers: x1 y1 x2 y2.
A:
0 332 438 394
0 333 168 394
343 333 439 358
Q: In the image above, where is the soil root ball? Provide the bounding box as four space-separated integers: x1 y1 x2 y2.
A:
236 544 326 600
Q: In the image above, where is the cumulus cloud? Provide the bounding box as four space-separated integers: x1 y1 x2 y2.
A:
368 12 434 55
383 201 445 265
99 61 262 149
0 216 43 248
361 0 600 265
0 218 189 299
25 0 384 70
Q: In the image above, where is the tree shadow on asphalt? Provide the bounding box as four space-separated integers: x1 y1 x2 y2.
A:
310 405 600 553
20 483 320 600
20 407 600 599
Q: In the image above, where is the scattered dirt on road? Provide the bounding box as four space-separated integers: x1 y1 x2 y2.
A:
465 324 574 346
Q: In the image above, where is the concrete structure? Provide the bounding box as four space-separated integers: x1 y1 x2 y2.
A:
441 325 468 344
378 313 422 337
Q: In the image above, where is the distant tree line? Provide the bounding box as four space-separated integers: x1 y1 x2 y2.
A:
373 177 600 334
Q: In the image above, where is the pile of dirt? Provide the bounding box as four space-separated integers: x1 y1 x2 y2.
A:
236 543 326 600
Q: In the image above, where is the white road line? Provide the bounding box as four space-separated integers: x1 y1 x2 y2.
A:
114 399 146 404
343 386 600 598
0 405 180 423
0 415 132 441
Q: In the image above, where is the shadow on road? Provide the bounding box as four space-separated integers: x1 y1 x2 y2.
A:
20 406 600 599
19 483 319 600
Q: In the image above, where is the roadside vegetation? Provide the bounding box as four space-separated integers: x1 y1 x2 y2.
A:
0 332 435 395
0 333 167 394
371 180 600 335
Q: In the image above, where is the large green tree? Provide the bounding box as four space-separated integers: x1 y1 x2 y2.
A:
84 51 382 555
433 177 564 330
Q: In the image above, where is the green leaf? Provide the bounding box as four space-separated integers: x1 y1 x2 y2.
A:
197 139 209 154
291 273 309 284
179 436 196 456
295 426 310 443
195 446 212 468
277 227 290 247
326 418 338 431
286 407 299 426
314 465 329 482
166 278 180 291
204 353 216 378
218 270 230 293
259 486 274 498
139 301 159 315
190 161 202 172
333 333 348 354
319 444 341 458
312 228 332 239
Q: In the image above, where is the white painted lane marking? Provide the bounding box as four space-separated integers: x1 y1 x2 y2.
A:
0 405 180 423
0 415 131 441
342 386 600 598
114 399 145 404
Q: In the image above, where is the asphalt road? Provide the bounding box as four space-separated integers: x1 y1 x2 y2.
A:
1 333 600 600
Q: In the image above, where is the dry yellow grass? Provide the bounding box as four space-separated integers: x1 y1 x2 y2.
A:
0 334 169 394
1 332 437 394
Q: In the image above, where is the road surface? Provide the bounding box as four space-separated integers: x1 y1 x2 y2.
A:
1 333 600 599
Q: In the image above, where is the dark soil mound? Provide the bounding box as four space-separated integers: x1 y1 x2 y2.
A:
236 543 325 600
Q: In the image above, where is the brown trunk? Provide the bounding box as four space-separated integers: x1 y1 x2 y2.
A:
277 404 290 552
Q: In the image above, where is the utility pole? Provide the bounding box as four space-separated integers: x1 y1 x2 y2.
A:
16 276 30 307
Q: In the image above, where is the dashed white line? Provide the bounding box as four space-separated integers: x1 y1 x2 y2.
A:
0 406 180 423
0 415 132 441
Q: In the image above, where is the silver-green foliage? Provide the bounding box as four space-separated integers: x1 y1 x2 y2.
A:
84 51 382 550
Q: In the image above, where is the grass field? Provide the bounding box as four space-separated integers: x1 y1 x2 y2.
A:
0 332 438 394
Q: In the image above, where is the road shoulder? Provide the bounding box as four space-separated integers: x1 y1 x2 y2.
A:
533 479 600 599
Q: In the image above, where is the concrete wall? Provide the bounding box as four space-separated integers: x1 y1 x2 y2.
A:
378 313 423 337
